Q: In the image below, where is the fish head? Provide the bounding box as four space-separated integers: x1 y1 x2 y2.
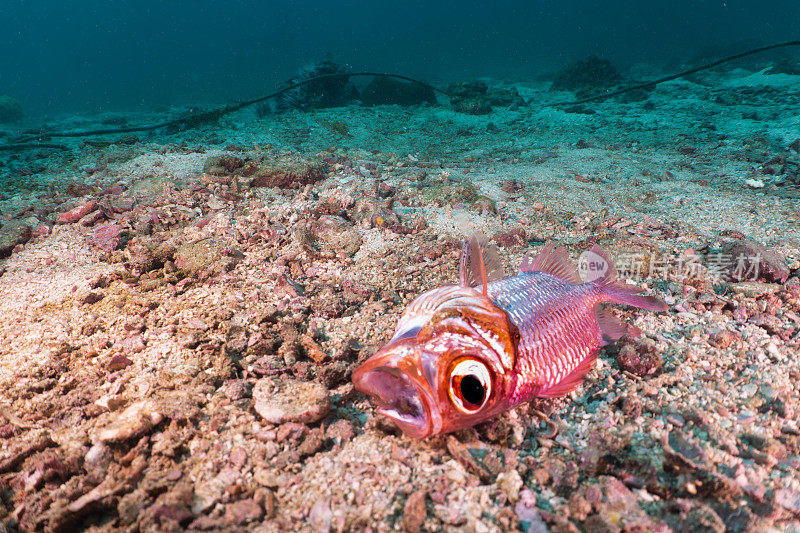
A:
353 287 517 438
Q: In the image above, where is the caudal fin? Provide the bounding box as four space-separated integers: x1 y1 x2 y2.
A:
590 245 667 312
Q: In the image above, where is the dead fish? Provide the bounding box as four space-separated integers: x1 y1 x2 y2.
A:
353 235 667 438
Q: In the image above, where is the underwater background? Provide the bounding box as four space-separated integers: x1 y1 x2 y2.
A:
2 1 799 116
1 1 800 532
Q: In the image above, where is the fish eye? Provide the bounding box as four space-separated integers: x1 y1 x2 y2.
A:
448 358 491 413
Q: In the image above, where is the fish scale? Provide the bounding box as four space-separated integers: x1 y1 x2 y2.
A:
488 272 602 399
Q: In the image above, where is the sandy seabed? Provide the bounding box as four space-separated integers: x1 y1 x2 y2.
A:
0 68 799 532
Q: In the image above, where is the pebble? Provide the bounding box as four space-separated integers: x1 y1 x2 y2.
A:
174 238 228 276
308 498 332 532
83 443 112 478
775 488 800 515
252 377 330 425
497 469 523 503
666 414 685 427
89 223 125 252
729 282 780 297
119 334 145 355
403 490 427 533
224 379 252 401
250 159 326 189
107 355 133 372
96 400 164 443
722 238 789 283
514 489 541 524
224 499 263 525
616 337 662 376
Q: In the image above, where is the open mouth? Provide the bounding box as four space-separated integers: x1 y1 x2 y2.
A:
353 366 431 438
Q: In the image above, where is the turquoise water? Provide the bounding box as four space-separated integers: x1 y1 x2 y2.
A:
2 1 798 116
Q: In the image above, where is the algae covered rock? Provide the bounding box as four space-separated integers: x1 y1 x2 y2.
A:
551 56 622 92
203 154 245 176
0 95 24 123
250 158 326 189
308 214 362 257
360 77 436 107
0 220 32 257
174 237 238 276
448 81 493 115
276 59 358 110
252 377 330 424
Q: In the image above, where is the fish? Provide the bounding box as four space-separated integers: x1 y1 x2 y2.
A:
352 235 667 438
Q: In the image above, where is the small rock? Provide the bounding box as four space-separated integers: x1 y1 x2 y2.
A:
254 468 280 488
175 237 238 276
308 498 332 532
224 379 252 401
664 500 725 533
225 499 263 525
192 467 240 513
729 282 780 297
229 447 247 469
57 201 98 224
120 334 145 355
515 489 547 532
97 400 164 443
497 469 523 503
81 290 105 305
775 488 800 515
616 336 661 376
84 443 112 478
0 221 32 257
325 419 354 443
301 333 328 363
403 490 427 533
107 355 133 372
721 238 789 283
252 377 330 424
204 154 245 176
153 504 193 525
89 223 126 252
250 159 326 189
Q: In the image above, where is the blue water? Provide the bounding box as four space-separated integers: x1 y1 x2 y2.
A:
2 1 798 117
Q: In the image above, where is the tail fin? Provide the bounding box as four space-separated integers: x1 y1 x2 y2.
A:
590 245 667 311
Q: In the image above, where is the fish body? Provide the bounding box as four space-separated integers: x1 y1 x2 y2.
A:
353 236 666 438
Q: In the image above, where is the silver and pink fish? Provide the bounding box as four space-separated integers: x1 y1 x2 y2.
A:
353 235 667 438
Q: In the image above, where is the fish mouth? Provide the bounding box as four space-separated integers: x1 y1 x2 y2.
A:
353 365 432 438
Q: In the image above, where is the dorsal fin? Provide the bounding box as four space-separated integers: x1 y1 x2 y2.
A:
520 242 582 284
459 234 503 295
